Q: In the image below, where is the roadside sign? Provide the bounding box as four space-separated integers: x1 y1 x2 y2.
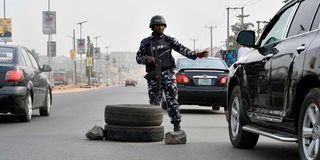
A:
77 39 85 54
42 11 56 34
94 47 101 59
70 49 77 61
47 41 56 57
87 57 93 66
0 18 12 42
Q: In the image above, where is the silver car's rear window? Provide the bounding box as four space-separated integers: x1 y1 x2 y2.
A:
0 47 15 64
177 58 228 70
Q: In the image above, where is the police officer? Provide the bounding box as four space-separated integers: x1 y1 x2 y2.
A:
136 15 208 132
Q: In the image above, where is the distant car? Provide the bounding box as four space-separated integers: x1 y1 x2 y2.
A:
161 57 229 110
0 45 52 122
53 71 68 85
125 80 136 87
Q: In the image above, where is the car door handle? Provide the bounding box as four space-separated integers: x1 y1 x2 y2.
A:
296 45 306 54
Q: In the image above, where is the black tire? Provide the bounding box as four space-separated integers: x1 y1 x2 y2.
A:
105 125 164 142
212 106 220 110
298 88 320 160
160 97 167 110
105 104 163 126
39 89 51 116
228 86 259 148
19 92 32 122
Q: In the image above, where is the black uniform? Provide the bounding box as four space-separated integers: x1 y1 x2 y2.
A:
136 33 196 124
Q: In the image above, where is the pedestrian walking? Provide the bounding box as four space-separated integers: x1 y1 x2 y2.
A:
136 15 209 132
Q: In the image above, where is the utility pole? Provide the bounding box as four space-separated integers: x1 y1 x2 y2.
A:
93 36 102 73
226 7 244 51
256 20 268 38
206 25 216 57
190 38 198 51
77 20 88 83
3 0 6 44
105 45 110 85
72 29 77 85
47 0 53 86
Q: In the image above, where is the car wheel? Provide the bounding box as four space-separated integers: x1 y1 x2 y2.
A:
228 86 259 148
212 106 220 110
298 88 320 160
105 104 163 126
39 89 51 116
105 125 164 142
160 97 168 110
20 92 32 122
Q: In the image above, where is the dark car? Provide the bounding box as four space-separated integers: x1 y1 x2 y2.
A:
125 80 136 87
0 45 52 122
227 0 320 159
161 57 229 110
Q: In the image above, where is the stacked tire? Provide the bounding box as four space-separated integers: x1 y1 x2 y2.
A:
104 104 164 142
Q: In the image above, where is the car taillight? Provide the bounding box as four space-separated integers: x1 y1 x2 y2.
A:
219 75 228 86
5 70 24 82
176 75 190 84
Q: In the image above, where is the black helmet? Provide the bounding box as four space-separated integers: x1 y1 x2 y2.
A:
149 15 167 28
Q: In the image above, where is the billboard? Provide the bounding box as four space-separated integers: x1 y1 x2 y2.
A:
0 18 12 42
77 39 85 55
42 11 56 34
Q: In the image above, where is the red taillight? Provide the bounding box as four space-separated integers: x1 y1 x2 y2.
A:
176 75 190 84
5 70 24 82
219 76 228 86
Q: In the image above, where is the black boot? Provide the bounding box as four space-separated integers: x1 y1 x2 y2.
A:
173 123 181 132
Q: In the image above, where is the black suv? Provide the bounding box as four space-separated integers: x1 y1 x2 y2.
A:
227 0 320 159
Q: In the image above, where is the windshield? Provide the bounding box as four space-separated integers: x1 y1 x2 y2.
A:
0 47 15 64
177 58 227 70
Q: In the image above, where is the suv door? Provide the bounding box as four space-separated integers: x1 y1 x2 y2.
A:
245 3 296 117
269 0 320 116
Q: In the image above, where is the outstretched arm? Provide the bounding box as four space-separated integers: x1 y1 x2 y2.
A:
167 36 209 59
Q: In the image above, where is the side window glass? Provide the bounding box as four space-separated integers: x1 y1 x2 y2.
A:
311 6 320 30
26 50 39 70
261 6 294 46
287 0 320 37
21 49 33 67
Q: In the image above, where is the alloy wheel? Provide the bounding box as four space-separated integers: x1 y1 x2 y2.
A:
302 103 320 160
231 96 240 138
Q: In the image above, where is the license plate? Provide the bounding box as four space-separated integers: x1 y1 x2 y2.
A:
198 78 211 85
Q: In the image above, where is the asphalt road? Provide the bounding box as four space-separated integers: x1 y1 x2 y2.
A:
0 81 299 160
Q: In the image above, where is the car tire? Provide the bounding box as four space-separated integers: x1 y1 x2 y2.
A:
105 125 164 142
160 97 168 110
39 89 51 116
228 86 259 148
298 88 320 160
19 92 32 122
212 106 220 110
105 104 163 126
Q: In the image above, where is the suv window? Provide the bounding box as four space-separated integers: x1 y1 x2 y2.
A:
21 48 33 67
261 5 295 46
287 0 320 37
26 49 39 70
311 5 320 30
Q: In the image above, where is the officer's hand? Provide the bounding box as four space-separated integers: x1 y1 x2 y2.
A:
146 56 155 64
196 51 209 58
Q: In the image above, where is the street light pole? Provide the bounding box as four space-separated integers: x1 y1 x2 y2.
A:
77 20 88 83
105 45 110 85
93 36 102 73
206 25 216 57
47 0 53 86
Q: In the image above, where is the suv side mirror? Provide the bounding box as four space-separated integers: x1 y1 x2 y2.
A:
236 30 256 48
41 64 52 72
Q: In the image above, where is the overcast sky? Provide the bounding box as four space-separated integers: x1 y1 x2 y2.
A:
3 0 285 56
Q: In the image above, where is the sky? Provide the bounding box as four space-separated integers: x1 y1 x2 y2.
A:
2 0 285 57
